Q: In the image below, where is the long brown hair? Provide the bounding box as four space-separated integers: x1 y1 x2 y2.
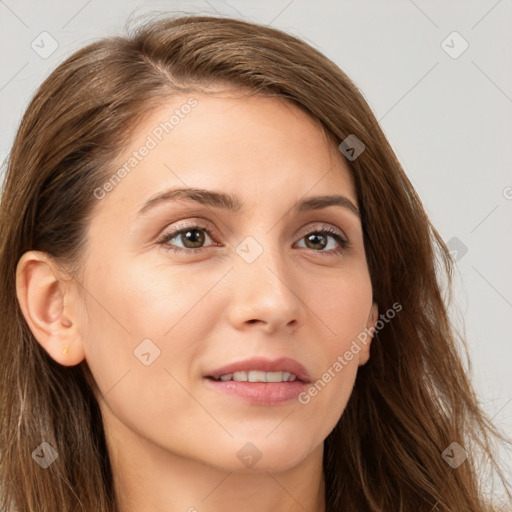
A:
0 14 510 512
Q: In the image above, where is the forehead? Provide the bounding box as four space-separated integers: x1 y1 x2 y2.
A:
92 91 357 219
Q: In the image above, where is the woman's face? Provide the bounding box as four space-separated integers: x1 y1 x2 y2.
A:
72 91 377 472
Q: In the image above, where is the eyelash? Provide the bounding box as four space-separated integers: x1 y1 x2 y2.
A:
156 222 350 256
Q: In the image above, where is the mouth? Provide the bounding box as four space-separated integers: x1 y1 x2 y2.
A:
204 356 311 405
207 370 300 383
205 356 311 383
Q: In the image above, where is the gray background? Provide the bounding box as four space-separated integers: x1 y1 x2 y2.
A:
1 0 511 479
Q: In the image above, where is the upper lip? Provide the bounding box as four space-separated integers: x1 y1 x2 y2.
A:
206 356 311 383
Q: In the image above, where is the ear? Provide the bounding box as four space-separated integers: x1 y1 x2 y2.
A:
15 251 85 366
358 302 378 366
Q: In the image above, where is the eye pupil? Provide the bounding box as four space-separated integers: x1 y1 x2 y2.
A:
183 229 205 248
305 233 327 250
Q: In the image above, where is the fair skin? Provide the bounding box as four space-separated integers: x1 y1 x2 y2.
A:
16 90 378 512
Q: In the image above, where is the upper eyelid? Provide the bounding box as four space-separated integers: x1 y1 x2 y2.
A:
161 220 216 240
159 219 348 243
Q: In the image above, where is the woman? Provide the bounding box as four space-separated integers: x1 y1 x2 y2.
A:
0 14 509 512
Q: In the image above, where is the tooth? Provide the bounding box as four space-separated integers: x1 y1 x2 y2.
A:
248 370 267 382
219 370 299 383
265 371 283 382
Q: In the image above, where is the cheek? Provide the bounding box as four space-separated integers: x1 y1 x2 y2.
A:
78 260 210 452
78 255 222 402
296 267 373 419
107 256 224 336
82 252 216 347
307 266 373 344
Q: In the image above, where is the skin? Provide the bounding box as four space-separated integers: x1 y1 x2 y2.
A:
16 90 378 512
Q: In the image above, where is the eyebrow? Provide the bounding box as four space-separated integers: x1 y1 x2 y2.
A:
137 187 360 218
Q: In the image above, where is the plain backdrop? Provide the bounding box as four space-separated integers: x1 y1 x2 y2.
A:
1 0 511 481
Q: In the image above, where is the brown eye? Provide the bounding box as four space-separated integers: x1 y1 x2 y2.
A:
296 227 350 256
178 228 206 249
158 224 217 253
304 233 328 250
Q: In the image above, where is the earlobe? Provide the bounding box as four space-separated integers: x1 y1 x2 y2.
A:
358 302 379 367
15 251 85 367
368 302 379 329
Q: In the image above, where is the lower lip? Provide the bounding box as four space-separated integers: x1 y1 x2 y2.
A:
204 378 309 405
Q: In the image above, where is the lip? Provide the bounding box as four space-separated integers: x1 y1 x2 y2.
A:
204 356 311 406
206 356 312 383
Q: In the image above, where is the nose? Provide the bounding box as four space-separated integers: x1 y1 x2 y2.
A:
227 242 303 334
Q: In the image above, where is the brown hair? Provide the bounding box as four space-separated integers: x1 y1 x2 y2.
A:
0 13 510 512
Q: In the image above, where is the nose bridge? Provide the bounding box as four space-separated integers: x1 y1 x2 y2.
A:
229 230 302 329
237 229 289 288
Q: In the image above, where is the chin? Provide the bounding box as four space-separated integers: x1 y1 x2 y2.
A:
210 434 318 474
